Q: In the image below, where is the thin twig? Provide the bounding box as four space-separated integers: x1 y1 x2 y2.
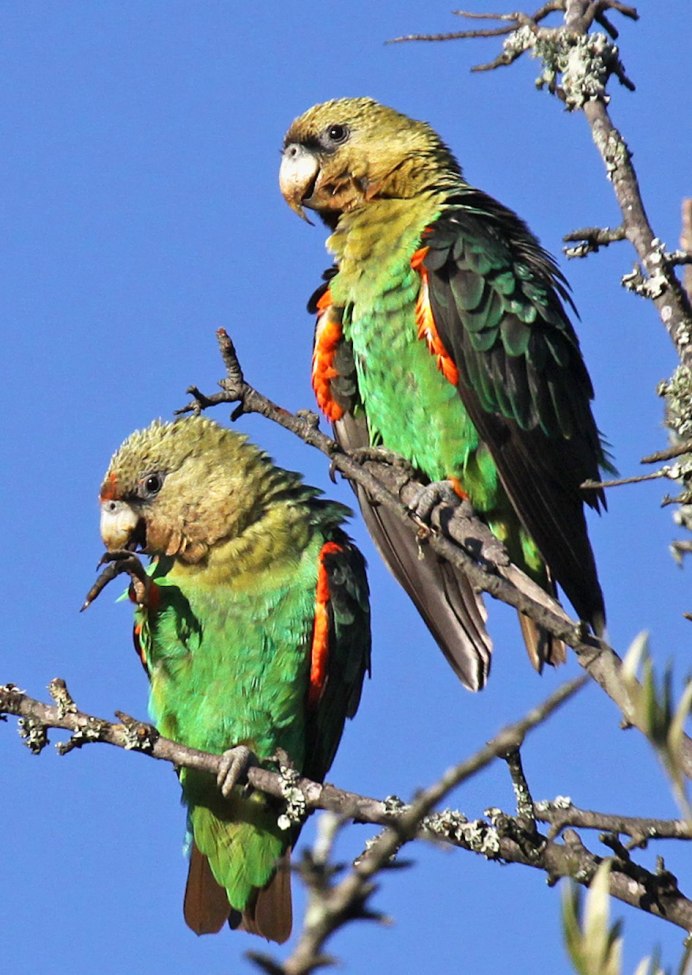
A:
536 799 692 841
581 469 671 490
642 440 692 465
388 3 563 45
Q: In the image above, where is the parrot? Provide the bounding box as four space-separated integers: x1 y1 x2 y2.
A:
279 97 609 692
97 415 370 942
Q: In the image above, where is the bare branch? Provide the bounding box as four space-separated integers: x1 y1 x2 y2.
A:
582 101 692 364
249 674 692 972
536 799 692 842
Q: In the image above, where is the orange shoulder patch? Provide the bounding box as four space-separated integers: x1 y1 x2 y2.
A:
311 289 345 422
411 246 459 387
308 541 343 709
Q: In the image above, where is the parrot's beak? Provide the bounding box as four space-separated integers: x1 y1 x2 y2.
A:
280 143 319 222
100 498 142 552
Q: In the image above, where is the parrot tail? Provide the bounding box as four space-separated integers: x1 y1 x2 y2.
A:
518 613 566 672
183 794 291 943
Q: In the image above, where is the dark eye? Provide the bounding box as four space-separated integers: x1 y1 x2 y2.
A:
326 123 349 145
141 473 164 499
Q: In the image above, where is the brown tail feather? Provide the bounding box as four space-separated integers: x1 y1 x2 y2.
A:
518 612 566 671
184 843 231 935
230 850 293 944
185 844 293 943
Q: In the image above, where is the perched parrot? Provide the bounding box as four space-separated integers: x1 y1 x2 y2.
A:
280 97 609 692
97 416 370 942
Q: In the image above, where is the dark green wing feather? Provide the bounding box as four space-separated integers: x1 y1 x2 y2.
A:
424 192 607 632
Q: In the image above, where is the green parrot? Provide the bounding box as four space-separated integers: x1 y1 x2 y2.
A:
98 416 370 942
280 97 608 691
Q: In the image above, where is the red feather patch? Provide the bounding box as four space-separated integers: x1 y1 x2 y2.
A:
100 472 119 501
311 289 345 422
130 581 160 673
411 246 460 387
308 541 343 709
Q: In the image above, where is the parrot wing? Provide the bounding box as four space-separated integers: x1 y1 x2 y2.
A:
422 193 607 633
302 531 372 783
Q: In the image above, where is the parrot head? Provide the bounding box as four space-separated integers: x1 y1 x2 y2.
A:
280 97 461 225
99 416 270 564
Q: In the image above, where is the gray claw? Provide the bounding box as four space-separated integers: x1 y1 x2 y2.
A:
350 446 417 476
411 480 460 521
217 745 257 798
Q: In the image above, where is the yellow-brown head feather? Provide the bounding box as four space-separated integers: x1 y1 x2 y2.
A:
100 416 315 564
280 97 461 223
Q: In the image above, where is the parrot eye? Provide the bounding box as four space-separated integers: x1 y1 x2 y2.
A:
325 123 349 146
140 472 164 499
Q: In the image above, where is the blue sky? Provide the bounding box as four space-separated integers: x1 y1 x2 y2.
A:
2 3 690 973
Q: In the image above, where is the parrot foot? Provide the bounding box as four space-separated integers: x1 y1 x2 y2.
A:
217 745 257 798
348 445 418 477
410 480 463 522
81 550 150 611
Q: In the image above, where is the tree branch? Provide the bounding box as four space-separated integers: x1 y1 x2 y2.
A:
5 675 692 967
177 329 692 779
536 799 692 842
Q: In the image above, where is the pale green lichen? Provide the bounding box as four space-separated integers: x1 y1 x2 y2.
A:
55 716 109 755
118 717 158 752
536 796 573 813
659 365 692 544
18 715 49 754
383 794 408 815
423 808 502 857
521 30 623 109
277 765 307 830
47 678 77 718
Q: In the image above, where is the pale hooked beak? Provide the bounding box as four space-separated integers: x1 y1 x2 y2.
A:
100 498 140 552
279 143 319 221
